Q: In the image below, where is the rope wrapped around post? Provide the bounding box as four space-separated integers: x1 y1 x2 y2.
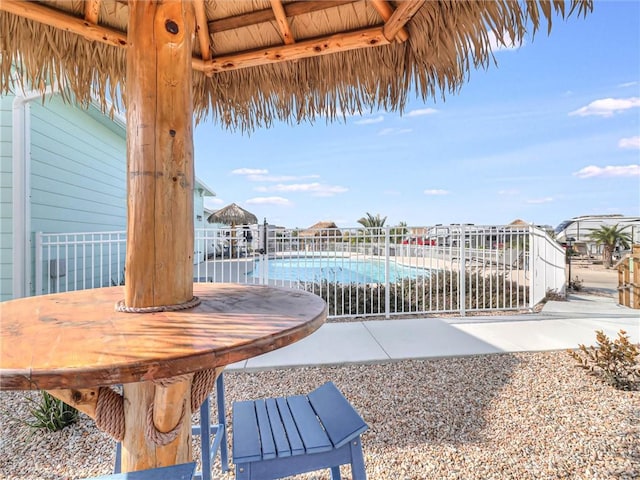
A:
115 296 201 313
145 399 187 446
191 368 221 411
95 387 125 442
91 369 221 443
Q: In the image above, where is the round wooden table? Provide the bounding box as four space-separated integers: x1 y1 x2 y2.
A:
0 283 327 472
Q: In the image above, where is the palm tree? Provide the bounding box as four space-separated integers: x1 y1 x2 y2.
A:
357 212 387 243
357 212 387 228
589 224 632 267
390 221 408 244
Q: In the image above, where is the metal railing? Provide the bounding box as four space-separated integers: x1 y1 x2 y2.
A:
35 224 566 318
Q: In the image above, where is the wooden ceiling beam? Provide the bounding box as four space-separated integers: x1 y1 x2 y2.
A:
369 0 408 42
193 0 212 60
1 0 401 76
1 0 127 48
196 27 390 75
84 0 101 24
383 0 424 41
208 0 357 34
270 0 295 45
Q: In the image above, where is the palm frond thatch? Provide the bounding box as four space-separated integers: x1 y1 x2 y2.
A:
0 0 593 131
299 221 341 238
207 203 257 226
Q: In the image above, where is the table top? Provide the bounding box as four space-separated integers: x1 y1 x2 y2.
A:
0 284 327 391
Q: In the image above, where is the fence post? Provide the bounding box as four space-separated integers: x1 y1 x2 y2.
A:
529 227 535 311
262 218 268 255
384 226 390 319
35 232 42 296
459 225 466 316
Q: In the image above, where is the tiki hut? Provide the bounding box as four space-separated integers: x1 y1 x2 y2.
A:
207 203 258 226
0 0 593 471
298 221 341 250
299 221 342 239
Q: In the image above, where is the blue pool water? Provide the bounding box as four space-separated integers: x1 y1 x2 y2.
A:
248 256 429 283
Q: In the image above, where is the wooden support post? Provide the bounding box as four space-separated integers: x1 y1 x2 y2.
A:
618 264 625 306
47 388 99 419
153 377 193 467
623 264 630 308
122 0 196 472
125 0 195 308
632 258 640 309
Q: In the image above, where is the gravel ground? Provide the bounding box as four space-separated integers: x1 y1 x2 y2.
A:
1 351 638 480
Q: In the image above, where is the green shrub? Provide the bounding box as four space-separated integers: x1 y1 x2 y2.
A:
25 391 78 432
303 272 529 316
568 330 640 391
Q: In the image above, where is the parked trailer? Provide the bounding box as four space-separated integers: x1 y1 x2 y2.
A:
554 214 640 257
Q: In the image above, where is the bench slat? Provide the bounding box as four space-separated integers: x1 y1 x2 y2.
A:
308 382 368 449
84 462 195 480
266 398 292 458
286 395 332 454
233 401 263 463
254 399 276 460
276 397 305 456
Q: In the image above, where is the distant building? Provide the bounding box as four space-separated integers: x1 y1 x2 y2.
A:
554 214 640 256
1 88 214 300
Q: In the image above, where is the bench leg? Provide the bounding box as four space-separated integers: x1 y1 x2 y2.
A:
330 465 341 479
350 437 367 480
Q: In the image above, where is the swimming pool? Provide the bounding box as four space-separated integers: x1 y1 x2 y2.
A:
248 256 430 283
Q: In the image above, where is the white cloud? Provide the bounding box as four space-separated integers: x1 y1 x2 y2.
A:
526 197 554 204
255 182 348 197
246 197 291 206
618 136 640 149
354 115 384 125
573 164 640 178
406 108 438 117
487 31 522 52
569 97 640 117
378 128 412 136
618 81 638 88
424 189 450 196
204 197 225 207
231 168 269 175
247 174 320 182
498 189 519 195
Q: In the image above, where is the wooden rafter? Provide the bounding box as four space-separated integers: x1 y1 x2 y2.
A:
84 0 100 24
196 27 390 75
383 0 424 41
193 0 211 60
208 0 357 33
1 0 398 75
1 0 127 47
270 0 295 45
369 0 408 42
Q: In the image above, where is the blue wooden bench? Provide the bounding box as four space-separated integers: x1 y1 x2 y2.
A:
115 374 228 480
84 462 195 480
232 382 368 480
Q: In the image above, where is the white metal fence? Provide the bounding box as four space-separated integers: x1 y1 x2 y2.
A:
36 224 566 318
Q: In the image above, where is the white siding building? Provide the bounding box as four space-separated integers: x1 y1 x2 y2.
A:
0 89 214 300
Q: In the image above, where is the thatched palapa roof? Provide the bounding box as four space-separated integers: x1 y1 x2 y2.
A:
1 0 592 132
207 203 258 225
299 221 341 238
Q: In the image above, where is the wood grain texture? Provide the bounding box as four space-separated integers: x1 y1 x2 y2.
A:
0 284 327 391
125 0 195 308
0 0 128 47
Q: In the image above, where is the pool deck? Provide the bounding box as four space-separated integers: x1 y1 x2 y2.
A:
226 265 639 371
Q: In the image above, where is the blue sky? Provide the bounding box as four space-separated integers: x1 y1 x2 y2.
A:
195 1 640 230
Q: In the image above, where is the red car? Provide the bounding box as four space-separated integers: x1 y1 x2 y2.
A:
401 236 436 246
